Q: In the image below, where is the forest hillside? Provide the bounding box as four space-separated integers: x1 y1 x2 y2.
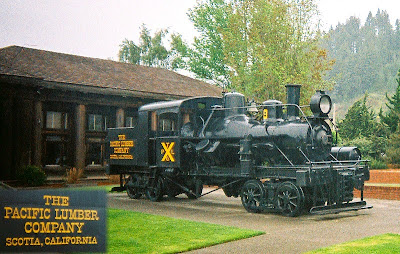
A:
322 10 400 120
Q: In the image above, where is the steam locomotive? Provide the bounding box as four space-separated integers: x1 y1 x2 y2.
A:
106 84 371 216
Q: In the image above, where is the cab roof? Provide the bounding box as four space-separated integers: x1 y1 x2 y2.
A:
139 96 222 114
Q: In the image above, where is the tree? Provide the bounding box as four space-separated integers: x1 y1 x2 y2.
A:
385 129 400 165
338 93 381 140
338 93 389 162
119 24 172 69
380 69 400 165
169 33 190 70
188 0 334 102
322 10 400 104
119 39 141 65
187 0 231 87
222 0 292 100
380 69 400 133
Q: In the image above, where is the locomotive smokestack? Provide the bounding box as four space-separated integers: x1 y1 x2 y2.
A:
286 84 301 118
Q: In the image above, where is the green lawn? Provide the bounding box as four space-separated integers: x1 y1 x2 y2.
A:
307 234 400 254
107 208 264 254
365 183 400 187
64 185 263 253
61 184 120 192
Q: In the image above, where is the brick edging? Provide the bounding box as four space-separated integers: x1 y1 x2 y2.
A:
369 169 400 184
354 185 400 200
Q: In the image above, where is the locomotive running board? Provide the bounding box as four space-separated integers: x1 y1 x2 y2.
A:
310 201 373 215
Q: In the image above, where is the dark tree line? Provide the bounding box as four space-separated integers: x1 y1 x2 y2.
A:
322 10 400 103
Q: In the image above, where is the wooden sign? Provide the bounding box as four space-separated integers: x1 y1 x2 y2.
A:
0 189 106 252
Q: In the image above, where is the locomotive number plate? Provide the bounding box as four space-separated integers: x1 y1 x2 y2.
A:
263 109 268 120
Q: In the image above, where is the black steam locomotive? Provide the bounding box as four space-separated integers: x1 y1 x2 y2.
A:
106 85 371 216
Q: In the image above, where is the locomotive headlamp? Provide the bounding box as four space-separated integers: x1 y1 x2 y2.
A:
310 91 332 117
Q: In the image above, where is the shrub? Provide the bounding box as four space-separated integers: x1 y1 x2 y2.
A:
342 136 386 160
66 168 84 184
364 156 388 170
331 129 342 146
385 130 400 165
337 94 378 140
108 175 121 184
17 165 46 186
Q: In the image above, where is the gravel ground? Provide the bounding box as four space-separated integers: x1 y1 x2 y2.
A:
107 187 400 254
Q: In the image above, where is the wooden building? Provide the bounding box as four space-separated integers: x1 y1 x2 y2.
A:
0 46 221 180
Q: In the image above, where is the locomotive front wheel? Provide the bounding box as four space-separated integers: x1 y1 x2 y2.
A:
275 182 304 217
240 180 265 213
126 174 142 199
145 177 163 202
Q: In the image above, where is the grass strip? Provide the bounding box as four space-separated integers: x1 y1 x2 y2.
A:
61 184 120 192
307 233 400 254
107 208 264 254
365 183 400 187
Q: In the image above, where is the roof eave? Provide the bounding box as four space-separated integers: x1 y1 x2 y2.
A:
0 73 189 100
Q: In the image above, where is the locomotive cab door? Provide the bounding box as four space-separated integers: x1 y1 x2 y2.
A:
155 112 180 168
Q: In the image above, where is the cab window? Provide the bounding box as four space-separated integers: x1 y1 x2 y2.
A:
158 112 177 136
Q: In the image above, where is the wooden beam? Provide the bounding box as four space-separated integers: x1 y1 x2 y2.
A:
116 108 125 128
75 104 86 169
33 100 43 167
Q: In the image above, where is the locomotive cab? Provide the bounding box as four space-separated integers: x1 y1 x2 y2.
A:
138 96 221 168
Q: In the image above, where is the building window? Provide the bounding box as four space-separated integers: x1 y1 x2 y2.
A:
46 111 68 129
88 114 107 131
125 116 137 127
86 138 104 165
44 136 68 166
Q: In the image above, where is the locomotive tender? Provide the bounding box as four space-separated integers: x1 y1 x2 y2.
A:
106 85 371 216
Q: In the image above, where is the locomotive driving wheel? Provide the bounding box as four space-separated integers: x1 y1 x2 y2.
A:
240 180 265 213
275 181 304 217
145 177 164 202
126 174 142 199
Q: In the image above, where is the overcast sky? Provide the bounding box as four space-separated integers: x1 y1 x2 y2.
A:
1 0 399 61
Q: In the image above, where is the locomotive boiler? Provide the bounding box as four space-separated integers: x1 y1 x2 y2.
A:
106 84 371 217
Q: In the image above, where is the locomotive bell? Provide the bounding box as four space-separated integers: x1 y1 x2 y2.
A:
247 101 258 113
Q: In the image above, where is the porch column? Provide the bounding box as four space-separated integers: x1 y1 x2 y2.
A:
116 108 125 128
75 104 86 169
33 100 43 166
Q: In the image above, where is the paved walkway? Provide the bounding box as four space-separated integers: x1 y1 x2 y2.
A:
107 187 400 253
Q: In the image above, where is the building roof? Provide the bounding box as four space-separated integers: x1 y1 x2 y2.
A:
0 45 222 99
